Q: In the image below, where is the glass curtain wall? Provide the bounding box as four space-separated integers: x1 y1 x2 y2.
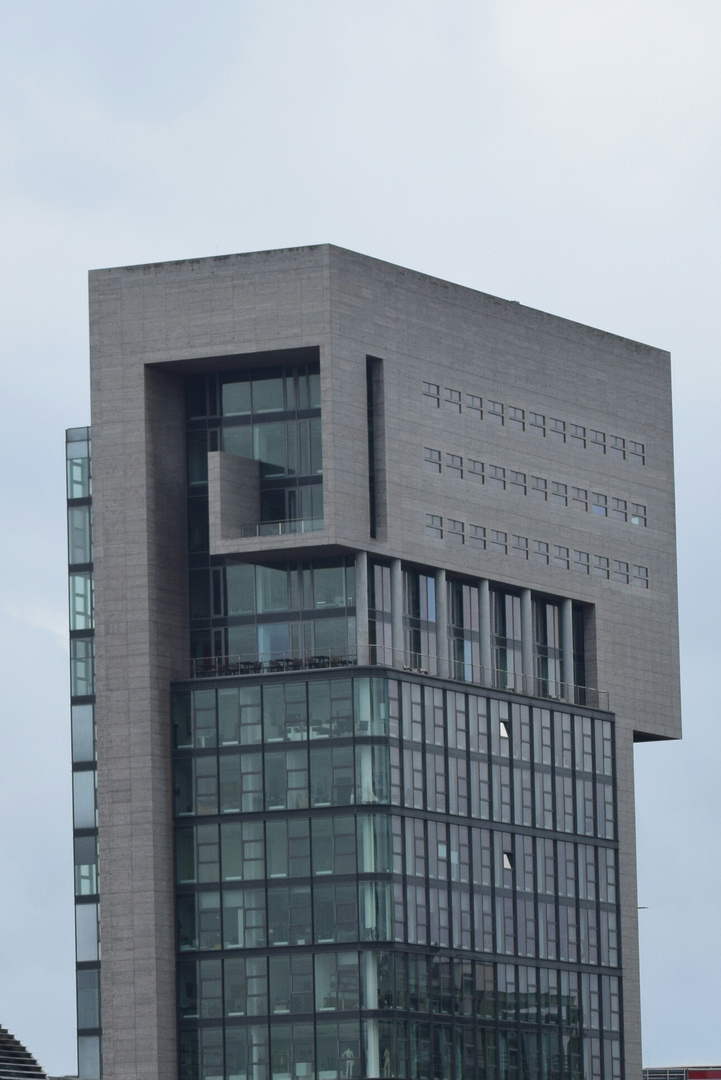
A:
532 600 562 698
67 427 102 1079
190 559 356 671
186 356 323 535
368 562 392 666
403 571 437 675
447 580 480 684
172 672 621 1080
490 590 522 692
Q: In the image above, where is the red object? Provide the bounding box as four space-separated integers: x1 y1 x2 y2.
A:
688 1071 721 1079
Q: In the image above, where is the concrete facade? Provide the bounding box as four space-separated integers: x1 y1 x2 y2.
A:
86 245 680 1080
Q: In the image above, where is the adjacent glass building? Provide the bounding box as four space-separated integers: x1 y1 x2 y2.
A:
76 245 680 1080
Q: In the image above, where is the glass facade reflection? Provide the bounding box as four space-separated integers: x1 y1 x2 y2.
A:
173 673 620 1080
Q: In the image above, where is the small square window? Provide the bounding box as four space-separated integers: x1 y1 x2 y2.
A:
446 453 463 479
448 519 465 544
502 851 513 870
593 555 610 579
572 487 588 511
468 459 484 482
512 535 529 559
629 440 645 465
553 545 570 569
487 465 506 490
590 430 606 454
532 540 550 565
487 401 504 425
632 565 649 589
569 423 586 448
510 470 527 495
490 530 507 554
530 476 547 500
591 493 608 516
423 382 440 408
631 503 647 527
469 524 486 549
466 394 482 418
573 550 590 574
610 498 627 522
550 481 568 506
529 412 545 437
425 514 443 539
609 435 626 460
424 447 441 473
508 406 525 432
612 560 629 584
549 418 566 443
444 388 462 413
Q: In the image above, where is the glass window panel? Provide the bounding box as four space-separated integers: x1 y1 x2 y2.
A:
256 565 289 612
67 456 91 500
187 429 208 485
73 770 96 829
76 969 100 1029
313 566 347 608
310 417 323 473
222 424 253 458
222 379 252 416
227 624 257 663
77 1037 101 1079
308 367 321 408
71 704 95 763
74 835 98 895
312 816 357 875
313 617 351 659
69 573 94 631
75 903 99 962
252 373 285 413
225 563 255 615
254 422 287 476
68 505 92 565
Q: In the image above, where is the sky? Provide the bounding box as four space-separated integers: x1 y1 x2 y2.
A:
0 0 719 1073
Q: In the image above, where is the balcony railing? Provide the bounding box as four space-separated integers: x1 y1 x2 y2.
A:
191 652 357 679
187 648 608 709
240 517 324 538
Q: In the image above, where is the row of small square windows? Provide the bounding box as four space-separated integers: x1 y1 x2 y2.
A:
424 514 649 588
423 448 647 526
422 383 646 465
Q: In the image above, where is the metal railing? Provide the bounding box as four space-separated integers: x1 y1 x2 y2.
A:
191 652 357 679
188 647 608 709
240 517 324 538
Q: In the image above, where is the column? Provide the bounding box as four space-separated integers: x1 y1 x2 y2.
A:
479 579 492 687
355 551 369 666
391 559 403 670
521 588 533 696
435 568 448 678
561 596 575 704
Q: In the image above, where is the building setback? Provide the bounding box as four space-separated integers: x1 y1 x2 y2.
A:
67 245 681 1080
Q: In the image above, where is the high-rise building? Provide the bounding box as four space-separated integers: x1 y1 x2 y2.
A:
67 245 680 1080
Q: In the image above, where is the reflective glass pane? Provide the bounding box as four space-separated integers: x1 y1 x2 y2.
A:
71 704 95 762
73 770 96 828
252 374 284 413
75 903 99 962
68 506 92 564
222 379 251 416
254 422 286 476
222 424 253 457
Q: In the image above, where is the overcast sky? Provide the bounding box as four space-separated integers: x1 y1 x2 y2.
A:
1 1 719 1073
